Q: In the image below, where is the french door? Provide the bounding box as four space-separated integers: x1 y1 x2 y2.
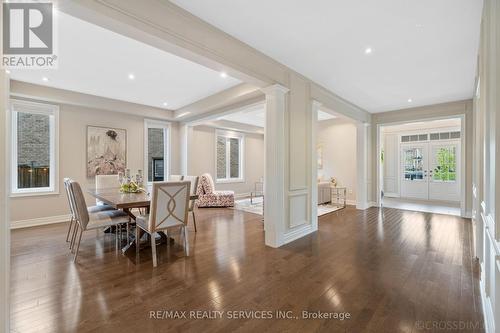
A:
400 141 460 202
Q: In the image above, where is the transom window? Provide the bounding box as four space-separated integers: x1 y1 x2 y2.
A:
11 100 59 196
216 130 244 183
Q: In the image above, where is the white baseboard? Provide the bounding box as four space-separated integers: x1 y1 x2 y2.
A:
283 223 316 245
10 214 70 229
480 268 495 333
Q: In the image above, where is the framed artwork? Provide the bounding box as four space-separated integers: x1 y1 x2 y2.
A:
87 125 127 177
317 144 323 170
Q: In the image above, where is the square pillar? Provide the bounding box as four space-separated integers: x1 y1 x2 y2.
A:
262 84 289 248
356 122 370 209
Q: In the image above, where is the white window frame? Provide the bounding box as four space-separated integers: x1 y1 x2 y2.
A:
144 119 171 184
10 99 59 197
215 130 245 184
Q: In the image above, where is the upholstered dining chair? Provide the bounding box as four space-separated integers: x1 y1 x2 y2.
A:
67 180 131 262
135 181 191 267
95 175 120 206
63 178 114 244
183 175 199 232
169 175 184 181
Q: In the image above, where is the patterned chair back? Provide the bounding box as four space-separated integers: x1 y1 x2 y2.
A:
148 181 190 232
197 173 215 195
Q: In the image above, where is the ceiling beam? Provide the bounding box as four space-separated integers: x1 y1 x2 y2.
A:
55 0 371 122
178 84 264 123
10 80 175 120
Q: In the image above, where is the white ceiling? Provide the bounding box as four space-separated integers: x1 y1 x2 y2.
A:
8 12 240 110
172 0 483 113
220 103 335 127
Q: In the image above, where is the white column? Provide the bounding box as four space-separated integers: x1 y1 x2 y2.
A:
310 101 320 231
178 123 192 175
0 69 11 332
262 84 289 248
356 122 370 209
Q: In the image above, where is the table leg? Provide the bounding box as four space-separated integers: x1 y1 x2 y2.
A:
121 207 138 254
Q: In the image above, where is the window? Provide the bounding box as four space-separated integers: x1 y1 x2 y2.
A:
216 130 244 183
11 100 59 196
144 120 170 183
432 146 457 182
402 148 424 181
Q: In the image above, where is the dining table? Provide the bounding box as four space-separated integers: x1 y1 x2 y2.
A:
87 186 198 253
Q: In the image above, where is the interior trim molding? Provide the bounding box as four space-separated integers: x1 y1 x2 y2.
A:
10 214 71 230
480 273 495 333
283 223 315 245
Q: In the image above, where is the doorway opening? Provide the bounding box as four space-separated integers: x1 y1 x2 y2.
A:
379 117 464 216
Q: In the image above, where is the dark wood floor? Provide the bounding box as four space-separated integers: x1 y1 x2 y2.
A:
10 207 484 333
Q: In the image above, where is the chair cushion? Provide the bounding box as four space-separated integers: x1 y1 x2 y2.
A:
136 214 184 233
86 209 130 230
197 190 235 207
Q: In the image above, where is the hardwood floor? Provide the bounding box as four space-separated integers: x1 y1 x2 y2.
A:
10 207 484 332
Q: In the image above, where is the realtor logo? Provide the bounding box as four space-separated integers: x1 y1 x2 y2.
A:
2 1 57 68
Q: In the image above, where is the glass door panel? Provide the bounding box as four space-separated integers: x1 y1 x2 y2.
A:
428 142 460 202
400 144 428 200
403 147 424 181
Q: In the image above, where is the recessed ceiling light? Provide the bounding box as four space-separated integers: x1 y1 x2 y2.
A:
365 47 372 54
162 102 168 107
220 72 228 78
42 77 49 82
5 70 10 74
416 24 424 28
128 73 135 80
408 98 413 103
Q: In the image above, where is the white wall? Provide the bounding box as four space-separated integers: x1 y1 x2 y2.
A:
8 84 181 224
187 125 264 196
317 119 357 203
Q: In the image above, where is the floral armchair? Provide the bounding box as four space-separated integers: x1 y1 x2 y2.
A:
196 173 234 208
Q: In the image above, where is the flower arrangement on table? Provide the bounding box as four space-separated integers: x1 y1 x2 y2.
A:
120 181 143 193
119 169 145 193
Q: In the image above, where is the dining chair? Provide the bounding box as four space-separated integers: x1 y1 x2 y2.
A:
169 175 184 181
95 175 120 206
135 181 191 267
183 175 199 232
63 178 114 244
67 180 131 262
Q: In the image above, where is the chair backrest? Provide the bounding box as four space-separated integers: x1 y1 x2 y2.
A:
68 180 90 229
169 175 184 181
198 173 215 195
183 175 199 210
63 178 76 219
95 175 119 205
149 181 190 232
96 175 120 189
